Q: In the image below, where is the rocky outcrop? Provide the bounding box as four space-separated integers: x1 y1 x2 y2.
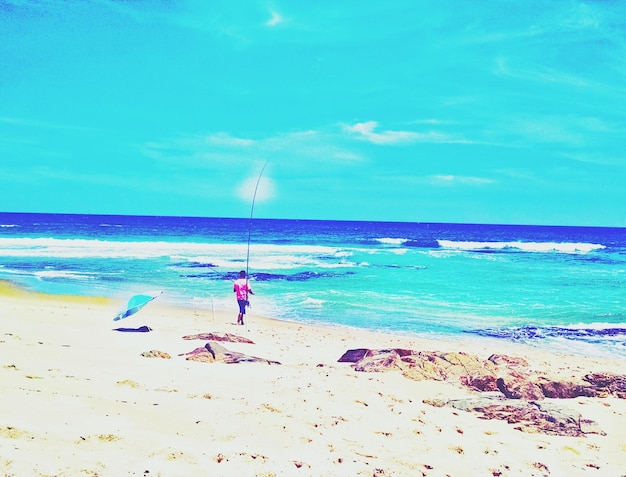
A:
339 348 500 391
181 342 280 365
182 332 255 344
338 348 626 400
584 372 626 399
425 396 606 437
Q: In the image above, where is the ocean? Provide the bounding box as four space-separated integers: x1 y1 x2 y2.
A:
1 212 625 358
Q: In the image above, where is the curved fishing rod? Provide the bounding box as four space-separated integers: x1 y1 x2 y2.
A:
245 157 271 283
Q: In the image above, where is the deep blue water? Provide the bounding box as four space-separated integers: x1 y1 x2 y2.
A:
1 212 625 357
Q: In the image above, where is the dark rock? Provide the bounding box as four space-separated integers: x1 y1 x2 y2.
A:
584 372 626 398
538 379 598 399
460 374 499 392
338 348 372 363
496 372 545 400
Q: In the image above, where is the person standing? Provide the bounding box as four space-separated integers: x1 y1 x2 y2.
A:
233 270 253 325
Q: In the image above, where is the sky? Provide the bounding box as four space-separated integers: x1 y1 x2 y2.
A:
1 0 626 226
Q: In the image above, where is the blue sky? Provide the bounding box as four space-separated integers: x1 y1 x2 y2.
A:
1 0 625 226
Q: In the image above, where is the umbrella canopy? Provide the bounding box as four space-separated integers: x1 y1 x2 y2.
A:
113 293 160 321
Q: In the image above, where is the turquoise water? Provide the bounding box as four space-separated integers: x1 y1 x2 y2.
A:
1 213 624 357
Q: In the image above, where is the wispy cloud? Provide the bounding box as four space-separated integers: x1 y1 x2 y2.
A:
429 175 495 186
141 132 257 166
142 128 364 167
345 121 418 145
206 133 256 147
266 10 283 27
560 151 626 167
494 57 590 88
507 115 620 147
344 121 472 145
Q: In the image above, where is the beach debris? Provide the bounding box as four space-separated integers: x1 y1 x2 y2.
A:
140 350 171 359
1 426 32 439
338 348 626 400
181 341 280 365
182 332 254 344
113 325 152 333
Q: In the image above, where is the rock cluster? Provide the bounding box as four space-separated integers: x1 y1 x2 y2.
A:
338 348 626 400
182 342 280 365
425 396 606 437
338 348 626 436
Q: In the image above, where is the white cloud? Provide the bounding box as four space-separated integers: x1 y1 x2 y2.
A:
345 121 420 145
266 11 283 27
344 121 470 145
206 133 256 147
430 175 494 186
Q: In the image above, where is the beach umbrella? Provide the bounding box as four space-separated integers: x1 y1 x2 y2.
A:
113 292 161 321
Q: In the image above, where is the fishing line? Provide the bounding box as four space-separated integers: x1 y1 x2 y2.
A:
246 156 271 283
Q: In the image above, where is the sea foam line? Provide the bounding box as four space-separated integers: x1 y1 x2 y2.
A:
0 237 341 259
437 240 605 254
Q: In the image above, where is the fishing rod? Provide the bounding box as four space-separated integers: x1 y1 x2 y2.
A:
245 157 271 285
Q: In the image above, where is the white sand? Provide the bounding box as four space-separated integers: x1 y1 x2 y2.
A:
1 282 625 476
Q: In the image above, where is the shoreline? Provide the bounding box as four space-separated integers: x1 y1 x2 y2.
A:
1 279 625 476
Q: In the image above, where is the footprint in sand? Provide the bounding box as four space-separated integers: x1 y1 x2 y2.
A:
75 434 121 444
0 425 33 440
116 379 141 389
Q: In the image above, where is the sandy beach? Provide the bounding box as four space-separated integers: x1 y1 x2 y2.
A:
1 280 625 477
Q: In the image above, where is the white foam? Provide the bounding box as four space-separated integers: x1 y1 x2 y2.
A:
0 237 340 259
375 237 409 245
34 270 97 281
437 240 605 254
0 237 362 271
562 321 626 330
300 297 325 307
